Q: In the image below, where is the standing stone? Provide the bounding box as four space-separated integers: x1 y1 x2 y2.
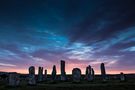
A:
85 67 89 75
85 65 93 81
60 60 66 81
100 63 107 81
38 67 43 82
8 73 20 87
51 65 57 81
120 72 125 81
85 66 88 80
72 68 81 83
28 66 36 85
91 68 95 80
44 69 47 80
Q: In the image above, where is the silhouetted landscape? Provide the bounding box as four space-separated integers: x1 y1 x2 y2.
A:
0 60 135 90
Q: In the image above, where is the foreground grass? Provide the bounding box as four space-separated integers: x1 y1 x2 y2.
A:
0 80 135 90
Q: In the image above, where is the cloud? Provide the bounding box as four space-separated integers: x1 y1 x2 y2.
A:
0 0 135 74
0 63 16 67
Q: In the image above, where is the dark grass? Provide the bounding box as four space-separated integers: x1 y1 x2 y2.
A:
0 79 135 90
0 75 135 90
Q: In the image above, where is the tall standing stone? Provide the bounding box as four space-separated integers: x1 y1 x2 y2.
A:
8 72 20 87
44 69 47 80
28 66 36 85
85 66 89 75
85 65 93 81
91 68 95 80
100 63 107 81
38 67 43 82
51 65 57 81
60 60 66 81
72 68 81 83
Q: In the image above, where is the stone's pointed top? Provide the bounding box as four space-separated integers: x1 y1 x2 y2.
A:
53 65 56 68
92 68 94 71
61 60 65 62
101 63 105 65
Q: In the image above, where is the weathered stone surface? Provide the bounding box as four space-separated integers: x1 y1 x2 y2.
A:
91 68 95 80
44 69 47 80
100 63 107 81
120 72 125 81
60 60 66 81
51 65 57 81
28 66 36 85
85 65 93 81
38 67 43 82
8 73 20 87
72 68 81 82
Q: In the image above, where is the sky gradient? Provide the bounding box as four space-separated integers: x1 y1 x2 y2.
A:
0 0 135 74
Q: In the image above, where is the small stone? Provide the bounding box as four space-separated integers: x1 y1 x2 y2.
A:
28 66 36 85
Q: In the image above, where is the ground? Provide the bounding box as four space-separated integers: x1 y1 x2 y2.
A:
0 79 135 90
0 77 135 90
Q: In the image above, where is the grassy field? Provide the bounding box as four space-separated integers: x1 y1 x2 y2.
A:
0 79 135 90
0 74 135 90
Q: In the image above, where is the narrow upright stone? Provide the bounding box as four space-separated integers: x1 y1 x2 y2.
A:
44 69 47 80
28 66 36 85
72 68 81 83
91 68 95 80
100 63 107 81
51 65 57 81
85 66 89 75
8 72 20 87
38 67 43 82
60 60 66 81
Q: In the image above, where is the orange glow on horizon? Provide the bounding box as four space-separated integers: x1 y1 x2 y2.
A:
0 66 135 75
0 60 134 74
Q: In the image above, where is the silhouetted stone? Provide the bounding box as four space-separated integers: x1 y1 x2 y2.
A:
120 72 125 81
91 68 95 80
38 67 43 82
28 66 36 85
8 73 20 87
44 69 47 80
51 65 57 81
85 66 89 75
60 60 66 81
100 63 107 81
85 65 93 81
72 68 81 82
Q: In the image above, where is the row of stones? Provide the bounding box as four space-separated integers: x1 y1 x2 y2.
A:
8 61 126 86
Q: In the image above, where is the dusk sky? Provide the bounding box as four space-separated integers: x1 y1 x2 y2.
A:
0 0 135 74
